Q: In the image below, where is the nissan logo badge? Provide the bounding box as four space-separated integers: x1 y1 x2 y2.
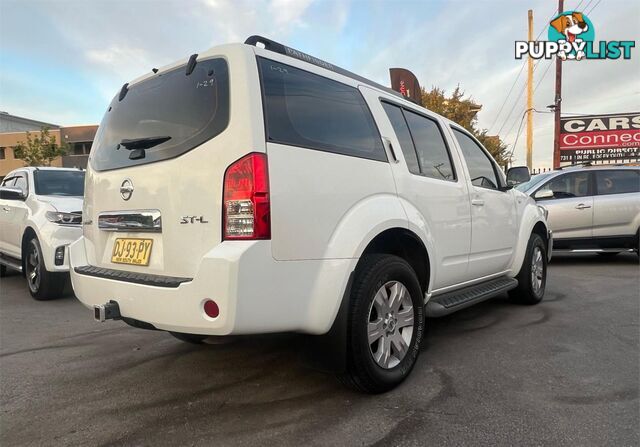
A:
120 179 134 201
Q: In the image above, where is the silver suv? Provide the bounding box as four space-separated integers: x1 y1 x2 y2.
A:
516 165 639 255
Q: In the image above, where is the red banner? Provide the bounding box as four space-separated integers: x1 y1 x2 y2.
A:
560 128 640 150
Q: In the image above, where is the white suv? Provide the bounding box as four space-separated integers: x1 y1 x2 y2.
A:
0 167 84 299
70 36 552 392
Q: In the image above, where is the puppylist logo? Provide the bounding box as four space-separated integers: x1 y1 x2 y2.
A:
515 10 635 61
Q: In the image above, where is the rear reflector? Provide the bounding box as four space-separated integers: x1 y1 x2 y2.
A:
223 152 270 240
203 300 220 318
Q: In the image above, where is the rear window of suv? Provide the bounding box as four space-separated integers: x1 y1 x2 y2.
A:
90 58 229 171
258 57 386 162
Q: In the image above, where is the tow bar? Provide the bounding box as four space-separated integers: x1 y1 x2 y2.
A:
94 300 121 322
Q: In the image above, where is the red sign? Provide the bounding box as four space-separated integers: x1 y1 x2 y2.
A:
559 112 640 164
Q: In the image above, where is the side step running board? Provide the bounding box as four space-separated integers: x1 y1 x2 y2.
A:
426 276 518 317
0 253 22 273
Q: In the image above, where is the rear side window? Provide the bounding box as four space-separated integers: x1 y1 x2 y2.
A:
595 170 640 195
452 128 499 190
381 102 420 174
258 57 385 162
404 111 455 181
90 58 229 171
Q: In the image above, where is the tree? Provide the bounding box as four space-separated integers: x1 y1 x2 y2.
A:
13 128 68 167
421 86 510 167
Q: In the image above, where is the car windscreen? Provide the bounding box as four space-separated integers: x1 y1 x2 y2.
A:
34 170 85 196
90 57 229 171
514 172 554 192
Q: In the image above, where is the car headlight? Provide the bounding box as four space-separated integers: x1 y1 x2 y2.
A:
45 211 82 225
537 205 549 220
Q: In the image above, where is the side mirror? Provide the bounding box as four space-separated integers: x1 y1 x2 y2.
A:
534 189 554 200
506 166 531 186
0 186 27 201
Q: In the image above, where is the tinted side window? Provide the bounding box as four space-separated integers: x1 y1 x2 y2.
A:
538 172 590 198
1 176 15 187
404 111 455 181
452 128 499 189
259 57 385 161
596 170 640 195
14 174 28 193
381 102 420 174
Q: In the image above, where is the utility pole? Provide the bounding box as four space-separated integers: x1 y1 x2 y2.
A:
553 0 564 169
526 10 534 170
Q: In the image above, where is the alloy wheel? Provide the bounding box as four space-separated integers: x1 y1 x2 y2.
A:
367 280 414 369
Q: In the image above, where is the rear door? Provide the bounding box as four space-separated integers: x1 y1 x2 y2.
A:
81 49 258 279
533 171 593 241
365 94 472 289
257 57 397 261
592 169 640 237
450 127 516 279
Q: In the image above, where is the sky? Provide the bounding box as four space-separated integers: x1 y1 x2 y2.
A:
0 0 638 168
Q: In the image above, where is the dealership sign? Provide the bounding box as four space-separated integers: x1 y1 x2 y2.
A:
559 112 640 163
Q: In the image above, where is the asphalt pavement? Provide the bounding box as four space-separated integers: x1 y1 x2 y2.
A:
1 254 638 446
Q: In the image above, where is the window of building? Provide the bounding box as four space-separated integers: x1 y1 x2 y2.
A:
70 142 92 156
259 57 386 162
0 147 5 160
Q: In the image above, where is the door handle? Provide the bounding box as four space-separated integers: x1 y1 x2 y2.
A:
471 199 485 206
575 203 592 210
2 207 10 212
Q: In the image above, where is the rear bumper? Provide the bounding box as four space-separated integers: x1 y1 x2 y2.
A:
69 237 352 336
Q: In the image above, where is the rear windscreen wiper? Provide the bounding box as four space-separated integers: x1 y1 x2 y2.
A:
119 136 171 150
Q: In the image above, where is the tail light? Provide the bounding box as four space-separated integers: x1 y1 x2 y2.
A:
223 152 270 240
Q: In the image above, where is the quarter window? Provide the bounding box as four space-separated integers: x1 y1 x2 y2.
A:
537 172 590 198
381 102 420 174
403 111 455 181
595 170 639 195
259 57 385 161
13 174 28 193
452 128 499 190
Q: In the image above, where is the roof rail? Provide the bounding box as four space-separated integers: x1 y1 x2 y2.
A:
558 162 592 170
244 35 404 100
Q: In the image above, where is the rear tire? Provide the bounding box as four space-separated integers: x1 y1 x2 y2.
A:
339 254 425 394
25 237 66 300
169 332 208 344
509 233 547 305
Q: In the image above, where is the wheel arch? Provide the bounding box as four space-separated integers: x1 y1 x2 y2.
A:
20 226 38 277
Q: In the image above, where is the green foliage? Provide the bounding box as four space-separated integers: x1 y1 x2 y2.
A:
421 86 510 167
13 128 68 167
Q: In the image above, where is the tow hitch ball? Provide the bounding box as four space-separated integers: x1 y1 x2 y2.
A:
94 300 121 322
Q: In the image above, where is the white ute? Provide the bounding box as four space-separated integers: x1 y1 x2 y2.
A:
70 36 552 393
1 167 84 299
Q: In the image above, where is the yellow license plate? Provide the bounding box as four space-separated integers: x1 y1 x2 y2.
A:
111 238 153 266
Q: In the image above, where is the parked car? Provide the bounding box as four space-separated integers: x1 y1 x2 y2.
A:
0 167 84 299
515 165 640 256
69 36 551 393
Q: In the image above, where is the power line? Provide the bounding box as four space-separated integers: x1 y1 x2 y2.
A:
586 0 602 15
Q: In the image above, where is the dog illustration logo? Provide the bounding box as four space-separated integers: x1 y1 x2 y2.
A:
516 10 634 61
549 11 592 60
